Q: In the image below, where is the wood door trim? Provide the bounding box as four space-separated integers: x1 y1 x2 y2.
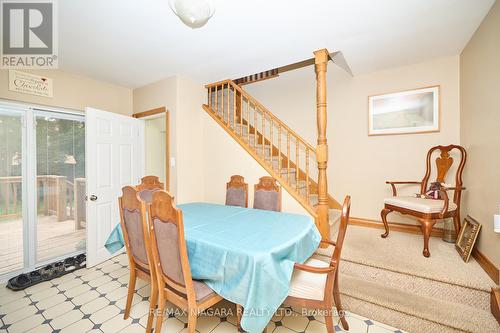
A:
133 107 170 191
132 107 166 119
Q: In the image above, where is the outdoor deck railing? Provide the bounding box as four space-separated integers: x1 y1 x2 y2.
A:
0 175 86 226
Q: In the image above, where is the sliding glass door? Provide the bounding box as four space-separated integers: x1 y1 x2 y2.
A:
0 102 86 278
0 107 25 276
35 112 86 263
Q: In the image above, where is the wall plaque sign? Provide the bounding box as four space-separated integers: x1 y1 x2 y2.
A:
8 70 53 98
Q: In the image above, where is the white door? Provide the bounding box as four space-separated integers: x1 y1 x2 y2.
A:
85 107 144 267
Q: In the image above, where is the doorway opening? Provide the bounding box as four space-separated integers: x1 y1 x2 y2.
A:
133 107 170 191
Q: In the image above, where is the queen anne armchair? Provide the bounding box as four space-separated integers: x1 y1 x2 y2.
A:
381 145 466 257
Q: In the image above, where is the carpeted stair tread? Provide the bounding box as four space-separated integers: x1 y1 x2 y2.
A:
341 295 462 333
338 271 498 333
317 226 498 332
339 259 490 311
335 226 494 291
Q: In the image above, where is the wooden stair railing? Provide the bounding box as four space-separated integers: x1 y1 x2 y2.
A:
202 50 339 240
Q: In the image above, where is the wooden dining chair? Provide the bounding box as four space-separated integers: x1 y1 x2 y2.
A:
118 186 156 333
136 175 164 203
148 190 224 333
253 176 282 211
226 175 248 208
284 196 351 333
381 145 467 257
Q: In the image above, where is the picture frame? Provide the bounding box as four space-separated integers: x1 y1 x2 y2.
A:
455 215 482 263
368 86 440 136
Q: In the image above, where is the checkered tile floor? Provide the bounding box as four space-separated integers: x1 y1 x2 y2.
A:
0 254 406 333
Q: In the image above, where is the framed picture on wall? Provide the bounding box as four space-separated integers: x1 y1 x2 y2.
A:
368 86 440 135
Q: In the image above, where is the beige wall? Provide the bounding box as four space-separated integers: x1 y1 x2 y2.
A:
460 1 500 268
0 69 132 115
175 76 205 203
133 76 178 195
245 56 461 224
132 75 206 204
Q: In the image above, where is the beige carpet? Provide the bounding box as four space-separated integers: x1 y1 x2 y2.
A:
329 225 495 291
316 225 499 333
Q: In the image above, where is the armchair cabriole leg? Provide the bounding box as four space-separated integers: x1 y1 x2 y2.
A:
380 208 391 238
422 219 437 257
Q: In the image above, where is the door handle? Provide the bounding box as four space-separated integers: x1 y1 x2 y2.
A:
89 195 98 201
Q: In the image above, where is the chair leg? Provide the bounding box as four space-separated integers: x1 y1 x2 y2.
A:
236 304 242 332
146 278 158 333
124 269 137 319
380 208 392 238
325 312 335 333
333 271 349 331
187 310 198 333
453 214 461 237
155 297 166 333
422 219 437 258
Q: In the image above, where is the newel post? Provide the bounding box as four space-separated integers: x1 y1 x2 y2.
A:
314 48 330 241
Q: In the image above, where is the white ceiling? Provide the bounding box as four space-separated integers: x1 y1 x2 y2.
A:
59 0 495 88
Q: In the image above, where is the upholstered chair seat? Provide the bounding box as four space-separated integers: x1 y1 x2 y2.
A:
383 196 457 213
166 280 216 302
288 258 330 300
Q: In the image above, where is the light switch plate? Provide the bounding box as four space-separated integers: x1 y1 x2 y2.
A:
494 214 500 233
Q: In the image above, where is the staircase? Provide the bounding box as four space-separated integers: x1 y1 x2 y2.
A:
202 79 341 237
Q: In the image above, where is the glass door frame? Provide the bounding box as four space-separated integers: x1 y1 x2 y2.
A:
0 100 85 282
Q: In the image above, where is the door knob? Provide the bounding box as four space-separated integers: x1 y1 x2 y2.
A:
89 195 98 201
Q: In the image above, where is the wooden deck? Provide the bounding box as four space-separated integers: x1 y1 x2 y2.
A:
0 216 85 275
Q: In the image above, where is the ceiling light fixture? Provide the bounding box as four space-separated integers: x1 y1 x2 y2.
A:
169 0 215 29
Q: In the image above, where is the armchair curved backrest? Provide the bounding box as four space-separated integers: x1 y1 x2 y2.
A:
421 145 467 205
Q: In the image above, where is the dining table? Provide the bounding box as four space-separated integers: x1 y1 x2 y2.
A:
105 202 321 333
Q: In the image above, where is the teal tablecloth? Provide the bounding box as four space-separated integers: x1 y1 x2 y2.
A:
105 202 320 333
